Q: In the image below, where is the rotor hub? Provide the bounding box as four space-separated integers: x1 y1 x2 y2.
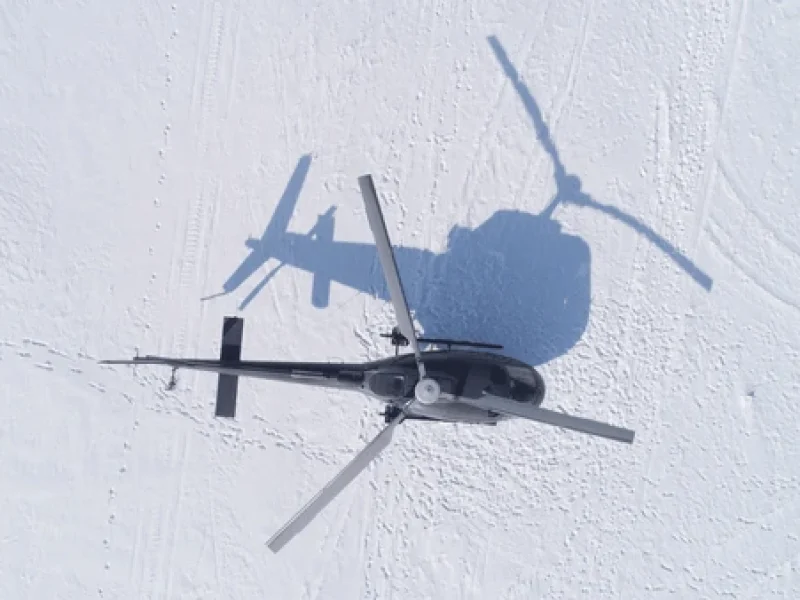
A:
414 377 440 405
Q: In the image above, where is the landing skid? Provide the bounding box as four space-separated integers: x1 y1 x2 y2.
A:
379 404 498 425
380 326 503 353
380 405 439 423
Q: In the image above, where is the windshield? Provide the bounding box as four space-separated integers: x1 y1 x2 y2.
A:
505 364 537 386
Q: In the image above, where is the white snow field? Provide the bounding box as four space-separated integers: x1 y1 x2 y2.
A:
2 0 799 597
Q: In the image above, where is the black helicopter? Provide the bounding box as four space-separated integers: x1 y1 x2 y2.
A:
101 174 635 553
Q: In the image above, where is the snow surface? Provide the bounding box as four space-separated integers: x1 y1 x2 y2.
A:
2 0 799 597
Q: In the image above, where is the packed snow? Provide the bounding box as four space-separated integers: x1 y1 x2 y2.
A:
2 0 798 597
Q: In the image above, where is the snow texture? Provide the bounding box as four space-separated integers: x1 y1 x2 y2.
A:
2 0 799 598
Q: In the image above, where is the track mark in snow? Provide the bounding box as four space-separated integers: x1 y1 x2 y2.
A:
461 3 555 222
0 339 140 587
551 0 595 125
700 498 800 594
167 0 236 358
192 0 226 137
129 430 189 599
145 2 181 355
717 158 800 257
224 8 241 119
607 3 736 571
654 86 671 202
635 2 730 291
48 347 71 359
515 0 595 209
172 181 218 355
692 0 749 249
89 381 106 393
2 337 251 448
102 431 133 589
158 3 179 167
161 432 190 599
703 152 799 314
706 218 800 313
303 474 364 600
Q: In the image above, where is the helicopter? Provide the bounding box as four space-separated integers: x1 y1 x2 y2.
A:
101 174 635 553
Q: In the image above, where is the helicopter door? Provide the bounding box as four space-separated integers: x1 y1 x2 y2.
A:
368 372 409 398
463 364 491 398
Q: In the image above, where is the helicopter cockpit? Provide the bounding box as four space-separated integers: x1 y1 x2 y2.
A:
367 352 544 406
481 362 544 405
504 363 545 405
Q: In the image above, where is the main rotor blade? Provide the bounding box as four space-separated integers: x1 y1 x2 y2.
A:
461 394 635 444
358 174 425 378
266 411 403 552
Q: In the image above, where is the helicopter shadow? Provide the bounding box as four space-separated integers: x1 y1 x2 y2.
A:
206 38 712 367
208 174 592 366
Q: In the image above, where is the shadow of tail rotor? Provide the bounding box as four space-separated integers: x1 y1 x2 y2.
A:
238 205 336 310
203 154 336 309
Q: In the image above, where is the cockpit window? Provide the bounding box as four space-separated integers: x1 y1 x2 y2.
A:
369 372 408 397
490 365 508 384
505 364 537 386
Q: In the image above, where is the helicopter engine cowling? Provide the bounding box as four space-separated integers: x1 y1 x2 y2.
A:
414 377 441 405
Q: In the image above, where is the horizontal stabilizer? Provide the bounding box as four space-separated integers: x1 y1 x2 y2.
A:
215 316 244 418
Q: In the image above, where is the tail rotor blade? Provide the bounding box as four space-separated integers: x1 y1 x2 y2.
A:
358 174 425 378
266 410 403 552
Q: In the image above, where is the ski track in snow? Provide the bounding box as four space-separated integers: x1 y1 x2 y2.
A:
2 0 800 598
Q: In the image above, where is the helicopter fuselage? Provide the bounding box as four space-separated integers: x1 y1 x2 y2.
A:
117 348 545 425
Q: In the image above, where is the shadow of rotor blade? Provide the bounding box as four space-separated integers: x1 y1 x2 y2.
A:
572 195 713 291
488 34 713 292
487 35 567 182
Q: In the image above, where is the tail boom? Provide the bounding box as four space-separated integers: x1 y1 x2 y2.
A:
99 317 367 418
103 355 366 385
